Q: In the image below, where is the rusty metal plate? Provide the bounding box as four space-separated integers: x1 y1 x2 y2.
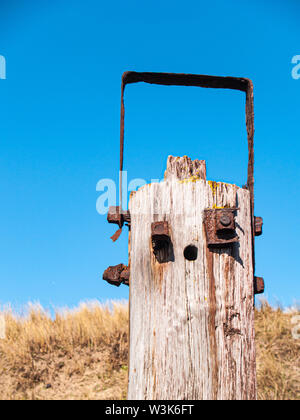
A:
204 208 239 248
151 221 169 239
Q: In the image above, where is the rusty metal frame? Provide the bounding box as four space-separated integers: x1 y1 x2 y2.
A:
118 71 256 270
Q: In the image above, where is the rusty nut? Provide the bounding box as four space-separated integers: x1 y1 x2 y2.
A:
216 210 235 232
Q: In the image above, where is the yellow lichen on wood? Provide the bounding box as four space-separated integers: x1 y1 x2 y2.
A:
207 180 232 194
207 181 234 209
212 204 231 209
179 172 205 184
208 180 218 196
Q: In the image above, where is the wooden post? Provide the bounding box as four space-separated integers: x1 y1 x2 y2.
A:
127 155 256 400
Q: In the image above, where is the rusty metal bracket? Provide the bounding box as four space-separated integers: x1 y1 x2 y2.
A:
254 276 264 294
102 264 130 287
204 208 239 248
151 221 171 254
254 216 263 237
104 71 264 294
119 72 254 221
118 71 256 261
151 221 170 243
107 206 131 228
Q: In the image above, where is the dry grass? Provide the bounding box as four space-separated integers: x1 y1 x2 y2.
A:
0 301 129 400
255 301 299 400
0 300 299 400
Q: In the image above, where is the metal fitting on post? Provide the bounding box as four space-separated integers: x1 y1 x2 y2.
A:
216 209 236 234
254 217 263 237
151 221 174 264
204 208 239 248
254 276 264 294
107 206 131 228
151 221 170 243
102 264 130 287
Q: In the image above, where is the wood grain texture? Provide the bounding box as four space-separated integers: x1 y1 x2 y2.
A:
128 156 256 400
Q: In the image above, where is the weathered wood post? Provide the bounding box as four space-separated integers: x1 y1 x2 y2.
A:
103 72 264 400
128 155 256 400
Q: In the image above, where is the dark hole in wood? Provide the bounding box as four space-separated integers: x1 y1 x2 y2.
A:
184 245 198 261
152 238 174 264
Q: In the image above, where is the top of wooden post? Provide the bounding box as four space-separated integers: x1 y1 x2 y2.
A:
164 155 206 182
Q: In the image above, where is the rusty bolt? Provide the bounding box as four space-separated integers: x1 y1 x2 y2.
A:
216 209 235 232
107 206 131 228
254 276 264 294
254 216 263 237
102 264 129 287
107 206 122 227
103 264 125 287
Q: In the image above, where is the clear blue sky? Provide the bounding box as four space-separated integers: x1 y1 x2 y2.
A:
0 0 299 310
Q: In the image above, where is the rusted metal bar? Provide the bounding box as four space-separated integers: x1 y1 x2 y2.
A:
119 71 254 213
118 70 255 268
107 206 131 242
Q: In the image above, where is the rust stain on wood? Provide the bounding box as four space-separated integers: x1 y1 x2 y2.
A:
204 231 219 400
150 255 165 293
